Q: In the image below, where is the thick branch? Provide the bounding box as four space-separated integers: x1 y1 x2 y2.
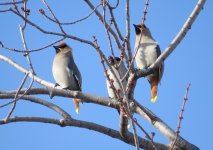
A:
0 87 199 149
0 54 54 87
0 116 169 150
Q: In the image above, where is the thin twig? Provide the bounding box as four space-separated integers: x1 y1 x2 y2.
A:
84 0 122 50
39 3 102 25
125 0 132 67
5 73 29 120
0 9 11 13
141 0 149 26
170 83 191 150
1 38 65 53
107 0 119 9
107 3 124 41
131 118 139 150
9 8 96 48
22 0 28 29
0 0 24 5
19 24 36 75
102 1 116 59
42 0 66 34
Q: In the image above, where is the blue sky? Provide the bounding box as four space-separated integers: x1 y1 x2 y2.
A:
0 0 212 150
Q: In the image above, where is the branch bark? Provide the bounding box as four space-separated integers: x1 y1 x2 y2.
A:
0 116 169 150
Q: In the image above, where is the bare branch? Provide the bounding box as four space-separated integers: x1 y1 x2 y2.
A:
84 0 122 50
141 0 149 26
0 54 54 88
0 94 72 119
42 0 66 34
170 83 191 150
0 9 11 13
5 73 29 120
39 3 102 25
125 0 132 66
107 3 124 41
0 38 65 53
0 116 169 150
8 8 96 48
107 0 119 9
0 86 199 149
19 24 36 75
0 0 24 5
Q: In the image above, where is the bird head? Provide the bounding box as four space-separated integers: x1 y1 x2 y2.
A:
53 42 72 54
108 56 121 66
133 24 151 36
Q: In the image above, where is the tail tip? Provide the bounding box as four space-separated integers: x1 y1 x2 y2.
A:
75 108 80 114
151 96 157 103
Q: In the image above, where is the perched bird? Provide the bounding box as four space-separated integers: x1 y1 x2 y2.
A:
52 42 82 114
106 56 128 99
106 56 130 130
133 24 164 102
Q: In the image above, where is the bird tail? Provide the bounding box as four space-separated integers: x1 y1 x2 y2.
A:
73 98 80 114
150 77 159 103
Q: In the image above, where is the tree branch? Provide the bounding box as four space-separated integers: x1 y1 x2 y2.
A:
7 8 96 48
0 94 72 119
0 116 169 150
0 87 199 150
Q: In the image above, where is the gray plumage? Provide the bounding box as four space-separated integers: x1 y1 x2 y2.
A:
52 42 82 113
106 56 128 99
52 42 82 91
134 24 164 102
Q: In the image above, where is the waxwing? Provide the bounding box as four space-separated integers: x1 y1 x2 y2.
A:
52 42 82 113
134 24 164 102
106 56 128 99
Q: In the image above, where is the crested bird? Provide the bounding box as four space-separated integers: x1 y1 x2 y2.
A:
133 24 164 102
106 56 128 99
52 42 82 113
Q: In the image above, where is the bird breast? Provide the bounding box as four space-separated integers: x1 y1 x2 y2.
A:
106 63 127 98
135 43 158 70
52 54 78 90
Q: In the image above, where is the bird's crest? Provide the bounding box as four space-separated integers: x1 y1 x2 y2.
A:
57 42 68 48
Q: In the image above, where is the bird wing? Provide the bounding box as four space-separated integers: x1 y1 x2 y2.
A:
155 44 164 81
67 57 82 91
73 71 82 91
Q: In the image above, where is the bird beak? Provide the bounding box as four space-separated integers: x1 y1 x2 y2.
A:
108 56 113 64
53 46 59 49
133 24 141 34
133 24 139 28
53 46 60 54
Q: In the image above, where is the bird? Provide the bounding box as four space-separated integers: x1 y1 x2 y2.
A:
106 56 130 129
52 42 82 114
106 56 128 100
133 24 164 102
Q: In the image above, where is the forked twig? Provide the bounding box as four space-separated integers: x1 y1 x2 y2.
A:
170 83 191 150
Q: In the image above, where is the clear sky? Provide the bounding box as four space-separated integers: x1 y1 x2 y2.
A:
0 0 212 150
